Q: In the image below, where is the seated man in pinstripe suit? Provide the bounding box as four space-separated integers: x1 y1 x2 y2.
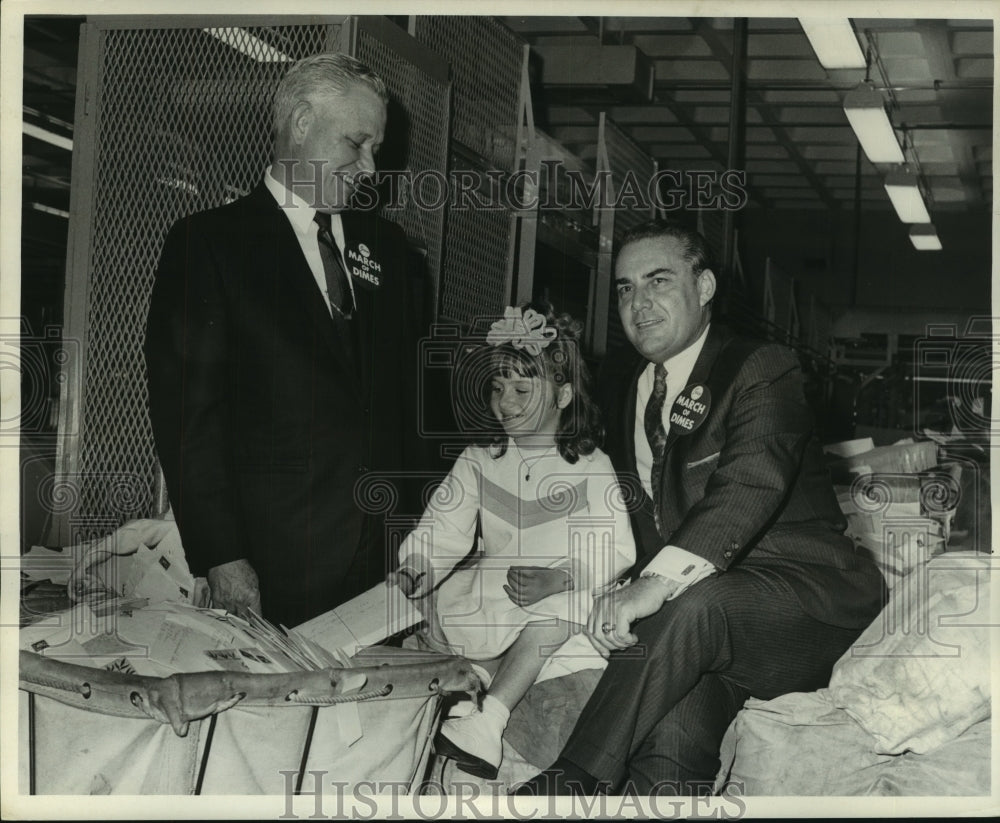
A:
517 220 884 796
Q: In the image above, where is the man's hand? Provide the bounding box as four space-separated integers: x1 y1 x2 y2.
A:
207 559 262 618
585 576 680 653
387 554 434 599
504 566 573 606
192 577 212 608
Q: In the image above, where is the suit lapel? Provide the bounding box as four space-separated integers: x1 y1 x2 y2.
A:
341 213 374 403
641 324 729 536
621 324 730 544
623 326 727 470
247 184 361 398
623 356 646 472
621 354 662 556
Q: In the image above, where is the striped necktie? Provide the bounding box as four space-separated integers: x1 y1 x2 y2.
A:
313 211 354 319
644 363 668 531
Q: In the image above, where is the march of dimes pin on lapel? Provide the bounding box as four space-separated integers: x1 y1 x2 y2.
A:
669 383 711 434
347 242 382 288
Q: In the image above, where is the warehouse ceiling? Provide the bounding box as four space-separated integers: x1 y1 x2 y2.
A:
502 15 993 214
22 15 81 329
22 16 78 217
20 14 994 326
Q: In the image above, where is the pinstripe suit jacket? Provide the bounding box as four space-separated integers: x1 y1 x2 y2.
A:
599 324 883 629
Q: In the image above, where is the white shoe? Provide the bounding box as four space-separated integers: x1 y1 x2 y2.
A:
444 695 477 718
436 710 504 779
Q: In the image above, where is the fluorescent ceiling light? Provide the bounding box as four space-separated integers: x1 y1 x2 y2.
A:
884 170 931 224
800 18 866 70
29 202 70 218
23 104 73 132
843 85 904 164
23 122 73 151
909 224 942 251
203 28 291 63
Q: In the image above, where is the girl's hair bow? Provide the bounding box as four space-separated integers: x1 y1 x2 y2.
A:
485 306 557 356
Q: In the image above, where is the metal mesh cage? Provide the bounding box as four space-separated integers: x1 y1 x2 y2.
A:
437 150 512 325
698 208 726 264
412 16 524 327
534 128 596 230
412 16 523 170
60 24 330 542
353 26 449 295
604 289 629 356
601 119 657 354
604 118 656 242
55 19 448 541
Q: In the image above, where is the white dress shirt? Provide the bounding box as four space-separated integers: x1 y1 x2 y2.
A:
633 324 717 597
263 167 355 316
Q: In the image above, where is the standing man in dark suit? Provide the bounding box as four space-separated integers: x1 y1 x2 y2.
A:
519 221 884 795
145 53 420 627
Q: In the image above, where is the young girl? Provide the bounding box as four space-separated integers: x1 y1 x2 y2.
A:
389 304 635 779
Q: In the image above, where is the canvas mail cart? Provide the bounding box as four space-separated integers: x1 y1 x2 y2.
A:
19 647 476 795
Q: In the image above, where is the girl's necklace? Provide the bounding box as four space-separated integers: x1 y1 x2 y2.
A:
511 441 556 481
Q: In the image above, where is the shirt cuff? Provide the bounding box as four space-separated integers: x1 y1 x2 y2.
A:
641 546 716 599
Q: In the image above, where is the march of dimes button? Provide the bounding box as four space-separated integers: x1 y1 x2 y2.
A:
669 383 711 434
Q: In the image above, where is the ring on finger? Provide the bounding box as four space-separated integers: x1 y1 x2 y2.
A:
601 622 615 633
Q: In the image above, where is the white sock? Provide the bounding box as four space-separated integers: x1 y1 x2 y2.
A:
480 694 511 730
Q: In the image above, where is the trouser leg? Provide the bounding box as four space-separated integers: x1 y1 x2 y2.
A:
561 567 863 789
626 673 748 795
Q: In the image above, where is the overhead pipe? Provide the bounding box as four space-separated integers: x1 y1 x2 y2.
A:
849 42 874 309
643 80 990 92
721 18 748 316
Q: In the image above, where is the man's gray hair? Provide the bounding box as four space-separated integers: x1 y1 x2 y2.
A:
272 52 388 139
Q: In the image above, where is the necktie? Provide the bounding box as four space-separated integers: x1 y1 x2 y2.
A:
644 363 668 531
313 211 355 319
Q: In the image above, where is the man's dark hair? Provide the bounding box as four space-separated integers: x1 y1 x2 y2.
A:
615 219 719 277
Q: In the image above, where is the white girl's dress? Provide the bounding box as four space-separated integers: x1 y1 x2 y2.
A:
399 442 635 668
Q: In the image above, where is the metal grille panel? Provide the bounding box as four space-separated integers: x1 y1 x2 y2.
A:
698 209 726 265
71 25 329 536
601 119 657 354
605 290 629 355
412 16 522 170
535 129 595 229
59 20 449 540
438 153 512 325
354 28 448 295
413 17 524 325
605 118 656 241
437 206 512 325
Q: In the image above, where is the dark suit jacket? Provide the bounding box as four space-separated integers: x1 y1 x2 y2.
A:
145 182 421 626
598 324 883 629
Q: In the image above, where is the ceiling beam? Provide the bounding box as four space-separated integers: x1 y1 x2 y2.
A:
691 17 840 211
911 21 987 207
